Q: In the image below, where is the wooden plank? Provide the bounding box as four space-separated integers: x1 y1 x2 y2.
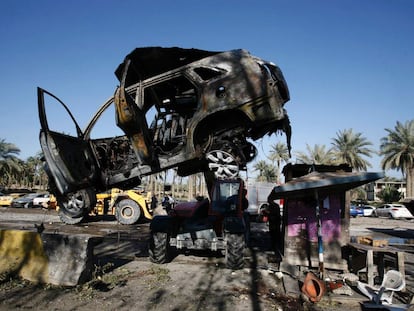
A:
367 249 374 286
356 236 388 247
397 252 405 281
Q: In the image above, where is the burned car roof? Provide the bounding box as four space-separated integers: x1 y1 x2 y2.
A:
115 47 221 86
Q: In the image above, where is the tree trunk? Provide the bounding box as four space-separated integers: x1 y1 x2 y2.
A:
171 170 176 198
406 167 414 198
188 175 193 201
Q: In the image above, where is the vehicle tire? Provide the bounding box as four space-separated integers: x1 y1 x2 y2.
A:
115 199 141 225
226 233 245 270
57 188 96 224
58 209 85 224
388 213 394 219
149 232 170 264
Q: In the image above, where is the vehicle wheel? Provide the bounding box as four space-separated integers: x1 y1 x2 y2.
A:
206 150 239 178
58 209 85 224
226 233 245 270
115 199 141 225
388 213 394 219
57 189 96 224
149 232 170 264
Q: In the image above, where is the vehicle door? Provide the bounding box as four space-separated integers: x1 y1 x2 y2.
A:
38 87 99 195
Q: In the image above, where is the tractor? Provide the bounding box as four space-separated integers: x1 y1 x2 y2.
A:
95 188 152 225
149 177 249 269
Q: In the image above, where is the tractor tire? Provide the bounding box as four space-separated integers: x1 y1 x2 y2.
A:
149 232 170 264
115 199 141 225
226 233 245 270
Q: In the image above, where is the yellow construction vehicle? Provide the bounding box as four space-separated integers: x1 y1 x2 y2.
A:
95 188 152 224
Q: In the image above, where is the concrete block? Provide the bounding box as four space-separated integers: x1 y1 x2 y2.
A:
0 230 101 286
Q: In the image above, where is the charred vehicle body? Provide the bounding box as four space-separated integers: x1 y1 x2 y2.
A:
38 47 291 223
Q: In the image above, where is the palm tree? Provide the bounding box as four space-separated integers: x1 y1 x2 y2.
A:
25 152 47 189
295 144 336 165
253 160 276 182
380 120 414 197
262 164 277 182
331 129 374 171
268 142 290 183
253 160 269 182
377 185 402 203
0 139 22 187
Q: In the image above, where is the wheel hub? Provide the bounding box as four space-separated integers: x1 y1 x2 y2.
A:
121 206 134 218
206 150 239 178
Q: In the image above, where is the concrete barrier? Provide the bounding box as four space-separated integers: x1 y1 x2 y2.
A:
0 229 101 286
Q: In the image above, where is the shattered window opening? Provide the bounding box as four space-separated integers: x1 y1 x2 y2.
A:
193 67 225 81
144 75 198 152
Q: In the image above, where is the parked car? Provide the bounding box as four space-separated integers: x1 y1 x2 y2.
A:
11 193 49 208
360 205 376 217
374 203 414 219
0 195 12 207
32 192 52 208
38 47 291 224
0 193 25 207
0 193 11 207
350 205 363 218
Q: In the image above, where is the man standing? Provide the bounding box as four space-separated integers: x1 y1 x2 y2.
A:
266 200 282 255
242 188 251 245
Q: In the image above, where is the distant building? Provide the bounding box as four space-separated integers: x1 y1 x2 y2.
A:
365 179 406 201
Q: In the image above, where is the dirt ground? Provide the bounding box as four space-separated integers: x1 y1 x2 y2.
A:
1 210 414 311
0 249 347 311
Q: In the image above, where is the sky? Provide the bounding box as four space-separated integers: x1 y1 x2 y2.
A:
0 0 413 179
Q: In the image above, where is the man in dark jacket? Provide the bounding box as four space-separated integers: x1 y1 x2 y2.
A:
266 200 282 254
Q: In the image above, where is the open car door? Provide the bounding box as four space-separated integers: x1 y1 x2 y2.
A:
38 87 99 196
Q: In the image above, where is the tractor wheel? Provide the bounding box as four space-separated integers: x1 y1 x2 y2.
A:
226 233 245 270
149 232 170 264
115 199 141 225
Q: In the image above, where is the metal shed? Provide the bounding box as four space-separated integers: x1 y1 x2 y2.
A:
268 164 384 273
